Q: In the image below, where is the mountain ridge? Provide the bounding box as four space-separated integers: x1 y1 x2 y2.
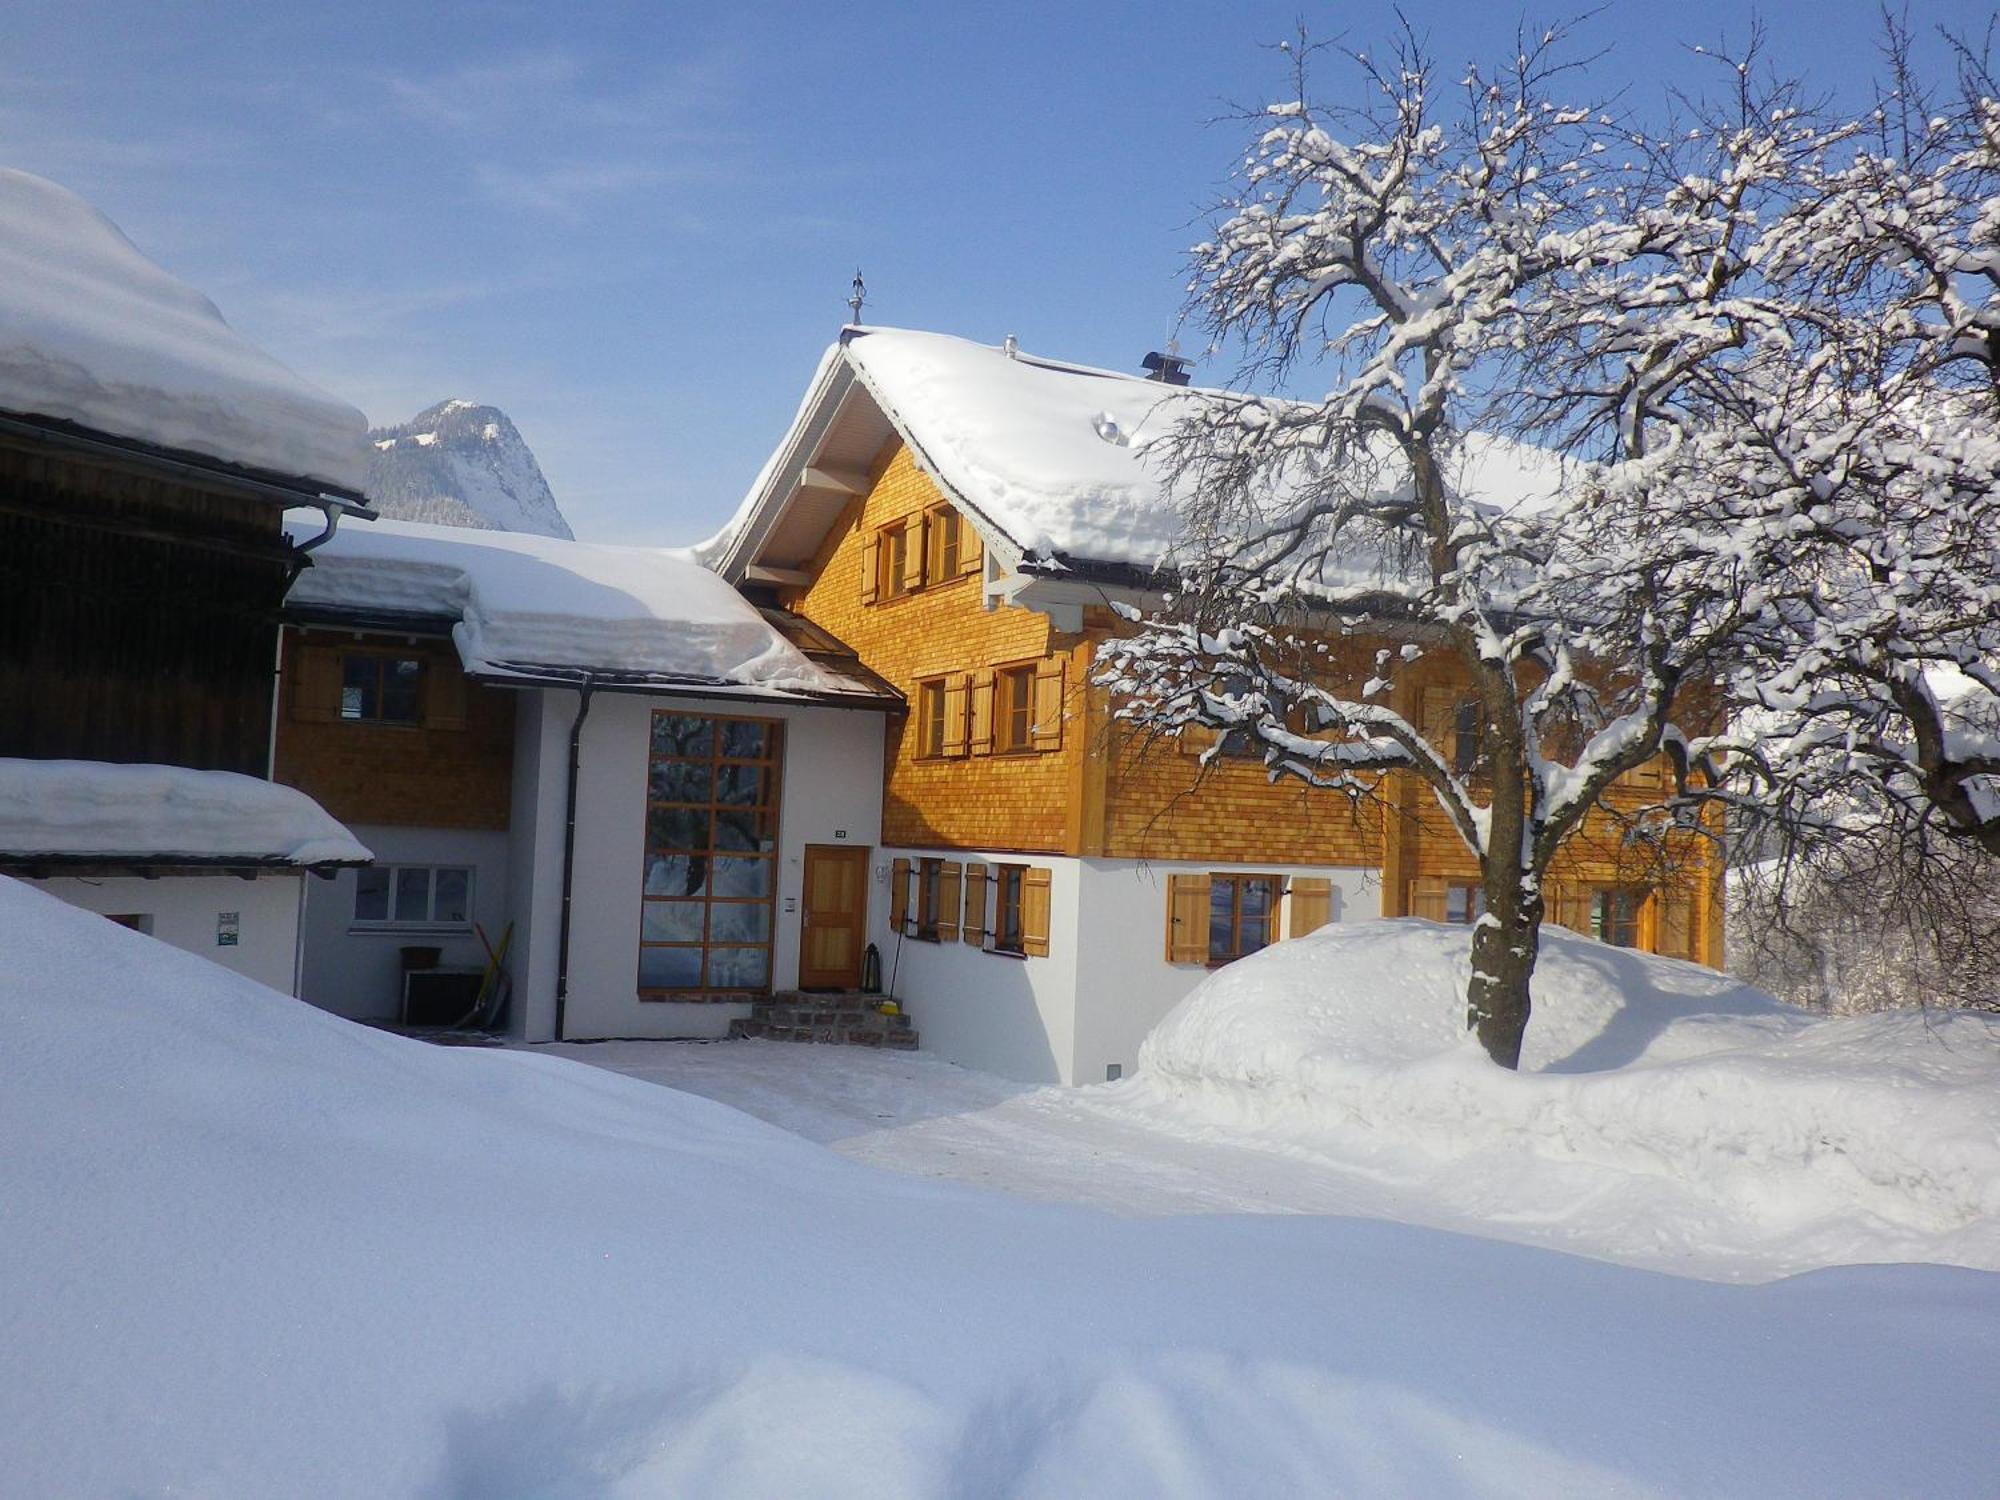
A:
366 398 573 539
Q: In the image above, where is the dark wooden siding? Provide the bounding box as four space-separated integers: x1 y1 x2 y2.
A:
0 438 293 774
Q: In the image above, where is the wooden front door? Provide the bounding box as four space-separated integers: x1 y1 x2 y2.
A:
799 844 868 990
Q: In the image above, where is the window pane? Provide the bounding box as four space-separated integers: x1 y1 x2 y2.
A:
641 901 706 942
709 857 770 897
708 902 771 943
340 657 376 721
648 807 710 852
1240 915 1271 955
1208 882 1235 960
354 867 390 922
1242 880 1275 919
716 764 768 807
394 867 431 923
382 659 422 722
712 809 774 852
650 759 714 804
707 946 770 988
645 854 711 898
433 868 471 924
720 720 770 759
638 945 703 989
651 715 713 758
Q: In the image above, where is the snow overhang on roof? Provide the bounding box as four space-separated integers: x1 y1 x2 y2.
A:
0 169 373 506
284 516 899 708
0 759 372 872
711 326 1573 598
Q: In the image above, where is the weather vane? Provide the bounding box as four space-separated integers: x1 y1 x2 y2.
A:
848 270 866 325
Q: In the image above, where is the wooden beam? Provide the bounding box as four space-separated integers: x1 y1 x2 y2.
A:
744 564 815 587
800 464 870 495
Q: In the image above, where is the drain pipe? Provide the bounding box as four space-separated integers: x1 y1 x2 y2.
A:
552 674 597 1043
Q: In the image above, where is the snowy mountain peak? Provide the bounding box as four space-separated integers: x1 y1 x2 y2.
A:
365 399 573 539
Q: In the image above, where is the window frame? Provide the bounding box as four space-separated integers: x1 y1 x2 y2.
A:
638 711 784 996
1444 881 1485 924
916 856 944 941
878 521 912 600
994 663 1036 754
1452 700 1485 776
925 504 962 583
1207 872 1281 966
1590 886 1646 948
352 863 474 931
992 863 1027 955
916 677 948 760
339 651 425 726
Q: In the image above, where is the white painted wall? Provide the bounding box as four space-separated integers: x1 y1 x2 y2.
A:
1069 859 1382 1085
508 689 566 1042
872 849 1083 1086
27 871 303 994
544 689 886 1043
295 826 511 1023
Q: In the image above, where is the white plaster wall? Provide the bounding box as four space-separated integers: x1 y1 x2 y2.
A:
28 872 303 994
296 826 511 1023
554 691 885 1042
1069 859 1382 1085
508 688 567 1042
874 849 1083 1086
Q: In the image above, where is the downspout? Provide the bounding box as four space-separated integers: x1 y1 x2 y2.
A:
552 674 597 1043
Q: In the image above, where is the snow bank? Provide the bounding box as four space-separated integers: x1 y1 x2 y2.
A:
1139 921 2000 1251
287 515 876 696
0 757 368 865
3 876 1996 1498
842 328 1566 565
0 170 368 492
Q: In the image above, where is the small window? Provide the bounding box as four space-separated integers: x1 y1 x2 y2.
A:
1591 887 1645 948
993 864 1026 954
995 664 1035 753
354 864 473 928
927 506 961 581
917 678 948 759
880 522 912 599
916 857 944 940
1444 882 1485 924
1453 701 1485 775
1208 874 1279 964
341 654 423 724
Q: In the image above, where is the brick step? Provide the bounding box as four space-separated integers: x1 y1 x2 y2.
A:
730 1004 918 1052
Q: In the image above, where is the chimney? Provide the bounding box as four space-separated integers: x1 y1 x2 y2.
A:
1141 350 1193 386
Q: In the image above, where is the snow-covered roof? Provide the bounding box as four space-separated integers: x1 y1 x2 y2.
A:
0 759 370 868
286 516 894 702
0 169 370 496
715 326 1568 579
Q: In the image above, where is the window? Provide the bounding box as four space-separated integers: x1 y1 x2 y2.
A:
1591 887 1645 948
639 712 782 994
354 865 472 928
1208 874 1280 964
917 678 948 759
926 505 961 581
993 864 1026 954
1453 701 1485 775
1445 882 1485 924
917 857 944 939
880 522 913 599
995 664 1035 752
341 654 422 723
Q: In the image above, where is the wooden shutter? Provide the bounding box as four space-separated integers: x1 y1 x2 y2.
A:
1165 872 1211 963
426 658 467 731
960 521 983 577
937 862 962 943
890 857 910 934
293 644 342 722
1022 866 1052 957
1032 658 1065 751
969 669 996 755
1658 888 1694 960
1410 875 1450 921
941 673 970 757
860 529 880 605
901 515 928 593
1288 877 1332 939
963 861 988 946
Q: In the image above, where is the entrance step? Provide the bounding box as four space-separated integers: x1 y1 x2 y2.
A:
729 991 917 1050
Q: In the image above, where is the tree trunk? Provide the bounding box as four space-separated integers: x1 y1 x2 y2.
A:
1466 889 1542 1069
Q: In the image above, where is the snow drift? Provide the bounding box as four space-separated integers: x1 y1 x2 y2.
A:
0 169 368 492
1139 920 2000 1255
4 877 1996 1497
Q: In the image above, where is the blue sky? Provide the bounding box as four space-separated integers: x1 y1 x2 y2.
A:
5 1 1990 543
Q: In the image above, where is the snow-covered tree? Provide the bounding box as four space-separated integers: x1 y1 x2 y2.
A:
1100 18 2000 1066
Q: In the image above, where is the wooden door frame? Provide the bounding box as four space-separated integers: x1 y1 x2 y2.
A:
799 842 869 990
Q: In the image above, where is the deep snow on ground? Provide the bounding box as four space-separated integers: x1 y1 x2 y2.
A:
543 925 2000 1281
7 879 1999 1497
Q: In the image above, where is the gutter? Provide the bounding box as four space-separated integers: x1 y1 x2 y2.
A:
552 674 597 1043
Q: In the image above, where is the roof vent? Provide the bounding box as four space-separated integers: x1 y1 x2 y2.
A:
1142 350 1193 386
